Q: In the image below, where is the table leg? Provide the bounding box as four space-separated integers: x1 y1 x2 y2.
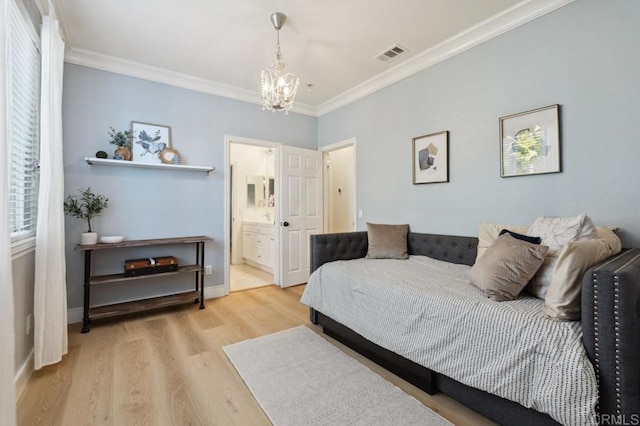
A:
199 241 205 309
81 250 92 333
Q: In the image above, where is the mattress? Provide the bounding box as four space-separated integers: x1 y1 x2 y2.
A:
301 255 598 426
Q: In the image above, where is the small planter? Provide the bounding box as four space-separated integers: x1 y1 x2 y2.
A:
113 146 131 161
80 232 98 245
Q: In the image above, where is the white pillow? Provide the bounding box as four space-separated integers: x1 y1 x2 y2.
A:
476 222 530 262
545 227 621 320
527 214 597 298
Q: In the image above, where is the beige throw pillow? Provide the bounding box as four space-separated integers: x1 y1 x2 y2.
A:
545 228 622 321
470 233 549 302
526 214 597 299
476 222 530 262
365 223 409 259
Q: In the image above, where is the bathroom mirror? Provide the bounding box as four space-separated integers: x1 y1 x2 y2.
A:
247 175 274 207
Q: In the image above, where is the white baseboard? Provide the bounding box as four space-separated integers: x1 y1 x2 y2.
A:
204 285 227 299
67 285 228 324
15 350 34 402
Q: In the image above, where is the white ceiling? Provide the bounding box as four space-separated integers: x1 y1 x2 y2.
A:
55 0 571 116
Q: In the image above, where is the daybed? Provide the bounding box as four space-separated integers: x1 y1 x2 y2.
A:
302 230 640 426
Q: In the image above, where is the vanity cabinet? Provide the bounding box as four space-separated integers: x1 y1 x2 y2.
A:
243 223 275 272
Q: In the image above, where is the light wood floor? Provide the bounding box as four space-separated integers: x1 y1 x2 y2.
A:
230 263 274 292
17 285 494 425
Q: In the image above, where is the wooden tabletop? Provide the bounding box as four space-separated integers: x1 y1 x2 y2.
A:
75 236 212 251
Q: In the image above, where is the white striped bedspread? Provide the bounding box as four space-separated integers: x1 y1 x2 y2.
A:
301 255 598 426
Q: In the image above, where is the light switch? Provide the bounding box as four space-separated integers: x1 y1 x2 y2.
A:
358 209 363 219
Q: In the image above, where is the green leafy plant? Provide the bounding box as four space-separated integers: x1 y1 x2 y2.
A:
63 187 109 232
108 126 133 148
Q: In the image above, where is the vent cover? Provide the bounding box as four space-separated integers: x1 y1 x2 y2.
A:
376 44 408 62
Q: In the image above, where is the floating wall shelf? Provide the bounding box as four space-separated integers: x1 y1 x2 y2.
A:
84 157 215 173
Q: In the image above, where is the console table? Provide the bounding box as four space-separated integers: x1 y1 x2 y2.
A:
75 236 212 333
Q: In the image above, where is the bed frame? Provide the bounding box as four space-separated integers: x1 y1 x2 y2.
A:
308 231 640 425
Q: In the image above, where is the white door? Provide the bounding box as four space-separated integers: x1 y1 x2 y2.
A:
279 146 322 287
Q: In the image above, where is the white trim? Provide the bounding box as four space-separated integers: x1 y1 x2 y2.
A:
64 48 317 117
66 307 83 324
224 136 282 295
11 236 36 260
15 349 34 401
66 285 228 324
204 285 226 299
60 0 572 118
316 0 575 116
318 137 357 153
49 0 70 44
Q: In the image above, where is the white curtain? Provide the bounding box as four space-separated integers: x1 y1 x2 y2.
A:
34 12 67 370
0 0 17 423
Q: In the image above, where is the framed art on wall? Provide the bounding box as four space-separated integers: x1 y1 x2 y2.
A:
412 131 449 184
500 104 560 177
131 121 172 164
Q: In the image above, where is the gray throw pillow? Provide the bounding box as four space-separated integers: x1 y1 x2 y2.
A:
365 223 409 259
470 233 548 301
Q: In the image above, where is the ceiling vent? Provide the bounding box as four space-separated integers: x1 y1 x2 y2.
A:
376 44 408 62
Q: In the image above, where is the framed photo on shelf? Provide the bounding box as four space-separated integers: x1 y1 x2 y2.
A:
412 131 449 184
131 121 172 164
500 104 560 178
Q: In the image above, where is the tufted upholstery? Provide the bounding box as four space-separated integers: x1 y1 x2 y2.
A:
310 232 369 273
310 231 478 273
407 233 478 266
309 231 640 423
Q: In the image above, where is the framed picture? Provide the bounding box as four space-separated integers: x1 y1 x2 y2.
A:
131 121 172 164
412 131 449 184
500 104 560 177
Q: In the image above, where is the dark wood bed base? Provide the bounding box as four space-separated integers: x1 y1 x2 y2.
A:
316 311 559 425
309 231 640 425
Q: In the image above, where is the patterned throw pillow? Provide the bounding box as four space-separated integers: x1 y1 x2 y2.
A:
526 214 597 298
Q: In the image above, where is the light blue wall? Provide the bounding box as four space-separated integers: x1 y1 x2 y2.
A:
62 64 317 310
318 0 640 247
62 0 640 313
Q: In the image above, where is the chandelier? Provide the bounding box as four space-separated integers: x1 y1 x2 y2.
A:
261 12 299 114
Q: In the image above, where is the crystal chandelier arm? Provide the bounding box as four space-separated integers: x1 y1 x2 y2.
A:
261 12 299 114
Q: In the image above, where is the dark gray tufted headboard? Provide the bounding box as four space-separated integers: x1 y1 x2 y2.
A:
310 231 478 273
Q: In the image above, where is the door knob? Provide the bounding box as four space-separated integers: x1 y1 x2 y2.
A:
282 221 290 227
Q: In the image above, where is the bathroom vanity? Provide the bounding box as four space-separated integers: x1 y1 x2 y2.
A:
242 222 276 272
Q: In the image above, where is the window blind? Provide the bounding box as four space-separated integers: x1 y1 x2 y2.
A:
8 0 41 242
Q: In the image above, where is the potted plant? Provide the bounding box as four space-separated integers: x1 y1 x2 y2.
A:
108 126 134 160
64 187 109 245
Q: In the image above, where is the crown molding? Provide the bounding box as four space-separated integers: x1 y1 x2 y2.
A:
64 48 318 117
62 0 572 119
316 0 575 116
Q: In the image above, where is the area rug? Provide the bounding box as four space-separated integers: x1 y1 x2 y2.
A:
223 326 452 425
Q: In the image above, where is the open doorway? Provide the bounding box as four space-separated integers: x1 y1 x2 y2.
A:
229 141 277 292
322 139 356 233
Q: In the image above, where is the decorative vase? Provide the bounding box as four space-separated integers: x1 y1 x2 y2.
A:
80 232 98 245
113 146 131 161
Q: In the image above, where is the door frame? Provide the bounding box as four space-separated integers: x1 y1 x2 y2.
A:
224 136 281 296
320 137 357 233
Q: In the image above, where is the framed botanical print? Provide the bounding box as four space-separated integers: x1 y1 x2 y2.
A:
500 105 560 177
131 121 172 164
